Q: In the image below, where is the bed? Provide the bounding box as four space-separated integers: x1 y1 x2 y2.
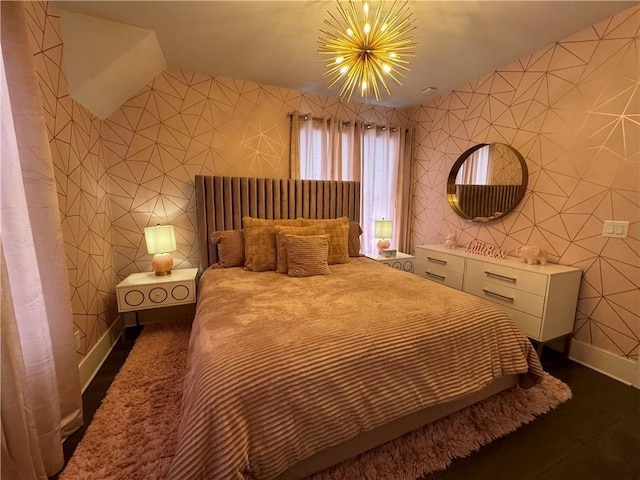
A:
167 176 543 480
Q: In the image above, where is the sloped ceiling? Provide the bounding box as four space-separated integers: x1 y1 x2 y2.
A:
59 10 167 119
55 1 635 109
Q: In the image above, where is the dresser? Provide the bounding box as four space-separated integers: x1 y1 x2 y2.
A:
415 245 582 350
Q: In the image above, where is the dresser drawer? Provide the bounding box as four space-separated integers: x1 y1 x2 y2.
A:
416 248 465 274
415 262 464 290
465 258 547 296
498 304 543 340
463 275 545 318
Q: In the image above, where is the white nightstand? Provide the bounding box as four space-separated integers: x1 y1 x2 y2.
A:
366 252 415 273
116 268 199 326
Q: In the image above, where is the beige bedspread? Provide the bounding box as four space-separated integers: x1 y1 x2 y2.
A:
167 258 543 480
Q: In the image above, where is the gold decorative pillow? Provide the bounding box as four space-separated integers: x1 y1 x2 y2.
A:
348 222 363 257
285 234 331 277
274 225 324 273
301 217 350 264
209 230 245 268
243 217 303 271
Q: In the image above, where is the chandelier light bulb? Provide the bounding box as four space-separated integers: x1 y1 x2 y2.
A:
319 0 417 102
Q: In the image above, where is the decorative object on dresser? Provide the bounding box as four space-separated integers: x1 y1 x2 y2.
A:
366 251 414 272
144 224 177 275
515 245 548 266
374 218 393 254
443 232 457 249
464 239 507 259
116 268 199 327
415 245 582 355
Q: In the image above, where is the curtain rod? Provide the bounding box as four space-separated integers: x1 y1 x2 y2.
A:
287 112 400 132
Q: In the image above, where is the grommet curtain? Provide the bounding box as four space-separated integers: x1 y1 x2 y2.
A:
1 2 83 478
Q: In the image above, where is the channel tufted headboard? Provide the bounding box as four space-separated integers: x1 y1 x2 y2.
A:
195 175 361 270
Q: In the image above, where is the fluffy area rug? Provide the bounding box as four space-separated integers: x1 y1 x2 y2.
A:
60 319 572 480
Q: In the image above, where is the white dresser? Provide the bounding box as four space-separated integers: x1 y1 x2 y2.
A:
415 245 582 349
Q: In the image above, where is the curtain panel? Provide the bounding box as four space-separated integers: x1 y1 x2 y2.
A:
290 112 412 254
1 2 83 478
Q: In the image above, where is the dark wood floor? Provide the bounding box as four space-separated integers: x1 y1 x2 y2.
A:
56 331 640 480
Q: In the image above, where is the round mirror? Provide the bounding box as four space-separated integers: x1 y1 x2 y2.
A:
447 143 528 222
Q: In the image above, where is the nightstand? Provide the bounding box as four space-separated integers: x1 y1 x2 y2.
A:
366 252 415 273
116 268 199 326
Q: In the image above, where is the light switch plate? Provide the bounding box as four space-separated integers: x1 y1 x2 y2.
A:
602 220 629 238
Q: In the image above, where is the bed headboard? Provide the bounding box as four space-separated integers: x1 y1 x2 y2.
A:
195 175 361 270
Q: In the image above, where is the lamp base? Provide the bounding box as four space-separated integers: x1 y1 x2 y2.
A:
377 239 390 254
152 253 173 276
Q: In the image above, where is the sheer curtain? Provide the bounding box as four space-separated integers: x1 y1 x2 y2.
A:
1 3 83 478
361 125 407 254
290 113 362 182
290 112 409 254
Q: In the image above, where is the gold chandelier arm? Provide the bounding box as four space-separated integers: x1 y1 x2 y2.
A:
318 0 416 102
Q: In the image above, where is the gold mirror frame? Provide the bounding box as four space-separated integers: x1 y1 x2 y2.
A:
446 143 528 222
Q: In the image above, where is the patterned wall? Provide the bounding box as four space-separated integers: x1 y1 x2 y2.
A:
26 2 118 361
25 1 407 360
410 5 640 360
101 70 409 279
26 1 638 364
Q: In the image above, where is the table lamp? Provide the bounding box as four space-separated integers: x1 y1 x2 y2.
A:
374 219 393 254
144 225 177 275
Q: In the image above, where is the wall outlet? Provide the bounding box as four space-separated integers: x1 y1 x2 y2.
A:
602 220 629 238
74 330 82 349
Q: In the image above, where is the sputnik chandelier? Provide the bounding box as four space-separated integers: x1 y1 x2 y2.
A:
319 0 416 102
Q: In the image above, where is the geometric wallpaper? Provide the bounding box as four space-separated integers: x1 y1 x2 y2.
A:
25 1 117 362
410 5 640 360
25 1 406 361
24 1 638 364
100 71 409 280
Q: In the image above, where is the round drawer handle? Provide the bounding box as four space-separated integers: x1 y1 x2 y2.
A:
124 289 144 307
172 285 189 301
149 287 168 303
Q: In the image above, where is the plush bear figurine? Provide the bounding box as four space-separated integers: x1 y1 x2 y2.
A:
444 232 457 249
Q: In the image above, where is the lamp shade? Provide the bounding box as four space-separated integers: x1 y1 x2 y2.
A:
144 225 176 254
374 219 393 239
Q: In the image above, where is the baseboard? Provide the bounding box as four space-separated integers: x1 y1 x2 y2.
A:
569 339 638 388
78 317 123 393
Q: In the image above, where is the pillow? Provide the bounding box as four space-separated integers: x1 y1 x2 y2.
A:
348 222 363 257
301 217 350 264
243 217 303 271
274 225 324 273
285 234 331 277
209 230 245 268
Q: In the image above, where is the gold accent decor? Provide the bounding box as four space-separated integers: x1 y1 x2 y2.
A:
319 1 416 102
446 143 528 222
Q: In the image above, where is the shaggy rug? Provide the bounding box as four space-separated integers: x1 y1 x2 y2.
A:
60 319 572 480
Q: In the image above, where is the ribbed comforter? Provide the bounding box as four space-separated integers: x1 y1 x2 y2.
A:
167 258 543 480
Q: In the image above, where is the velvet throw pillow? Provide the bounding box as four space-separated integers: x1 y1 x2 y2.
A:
274 225 324 273
301 217 350 265
348 222 363 257
243 217 303 271
285 234 330 277
209 230 245 268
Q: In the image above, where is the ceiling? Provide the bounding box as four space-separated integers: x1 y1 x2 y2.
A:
55 1 635 108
